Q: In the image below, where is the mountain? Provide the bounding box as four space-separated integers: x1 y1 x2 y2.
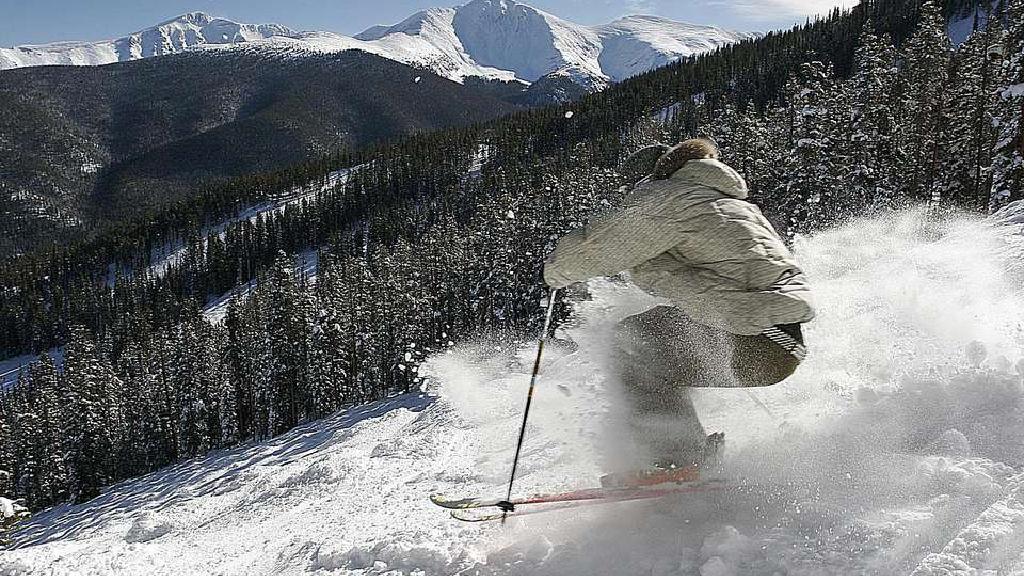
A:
352 3 757 85
0 12 300 69
0 49 518 256
1 1 756 87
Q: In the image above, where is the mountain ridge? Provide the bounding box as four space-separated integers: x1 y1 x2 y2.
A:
1 0 756 85
0 49 520 257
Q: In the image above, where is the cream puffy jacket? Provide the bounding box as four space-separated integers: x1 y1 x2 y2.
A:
544 159 815 335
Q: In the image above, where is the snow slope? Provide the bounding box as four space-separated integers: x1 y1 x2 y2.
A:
5 206 1024 575
1 1 753 85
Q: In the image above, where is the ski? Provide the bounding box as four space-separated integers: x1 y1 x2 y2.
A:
449 500 603 523
431 479 725 512
448 483 712 520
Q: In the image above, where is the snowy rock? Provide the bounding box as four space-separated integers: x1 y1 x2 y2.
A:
699 556 735 576
932 429 972 457
124 512 175 543
992 200 1024 226
855 386 880 405
700 525 756 566
277 461 340 488
310 545 373 570
0 560 33 576
0 497 28 521
966 340 988 367
917 457 1008 499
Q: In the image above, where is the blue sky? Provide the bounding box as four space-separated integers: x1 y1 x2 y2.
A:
0 0 856 47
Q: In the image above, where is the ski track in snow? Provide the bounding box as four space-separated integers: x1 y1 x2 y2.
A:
4 206 1024 576
148 167 352 280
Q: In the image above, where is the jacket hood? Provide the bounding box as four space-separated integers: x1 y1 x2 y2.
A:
670 159 749 199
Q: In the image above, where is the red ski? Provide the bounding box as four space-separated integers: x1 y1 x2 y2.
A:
431 478 725 521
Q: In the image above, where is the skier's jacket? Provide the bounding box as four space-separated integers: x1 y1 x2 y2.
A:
544 158 815 336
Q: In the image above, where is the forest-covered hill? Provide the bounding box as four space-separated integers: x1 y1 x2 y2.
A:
0 48 523 257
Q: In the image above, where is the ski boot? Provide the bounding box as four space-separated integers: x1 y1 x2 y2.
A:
599 463 700 489
600 433 725 488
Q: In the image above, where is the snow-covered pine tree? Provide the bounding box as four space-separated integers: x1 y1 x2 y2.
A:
11 372 43 507
991 0 1024 208
150 328 181 464
781 61 848 230
115 341 163 478
176 322 211 457
267 253 304 435
63 326 121 503
0 395 12 499
242 285 275 440
898 0 953 204
26 355 67 507
224 295 255 441
309 261 349 418
942 23 1006 209
847 23 900 210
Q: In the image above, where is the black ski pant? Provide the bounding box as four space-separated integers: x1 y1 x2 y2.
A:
612 305 802 468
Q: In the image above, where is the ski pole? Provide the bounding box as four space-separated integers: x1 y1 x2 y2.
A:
498 287 560 523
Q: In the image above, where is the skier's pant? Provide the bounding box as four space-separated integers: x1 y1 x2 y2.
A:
613 305 803 468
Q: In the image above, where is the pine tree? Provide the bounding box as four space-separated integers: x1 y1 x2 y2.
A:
898 0 953 203
267 253 304 434
847 24 900 209
224 295 253 441
781 61 848 230
943 24 1006 209
26 355 67 507
991 0 1024 208
11 372 43 506
116 342 162 478
176 322 211 457
63 326 121 503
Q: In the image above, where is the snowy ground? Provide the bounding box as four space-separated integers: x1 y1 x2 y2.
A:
4 207 1024 576
0 348 62 390
0 354 37 389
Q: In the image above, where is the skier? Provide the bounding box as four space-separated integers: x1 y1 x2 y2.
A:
543 138 815 482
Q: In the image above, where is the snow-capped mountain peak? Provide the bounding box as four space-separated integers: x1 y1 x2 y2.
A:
346 0 751 85
1 2 754 86
0 12 299 69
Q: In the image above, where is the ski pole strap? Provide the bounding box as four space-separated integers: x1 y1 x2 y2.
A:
502 288 559 523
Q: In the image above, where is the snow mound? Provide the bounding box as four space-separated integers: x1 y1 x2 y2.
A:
1 497 29 521
6 209 1024 575
993 200 1024 226
124 512 175 543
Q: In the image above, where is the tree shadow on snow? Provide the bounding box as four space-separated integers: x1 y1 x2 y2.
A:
12 393 435 548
